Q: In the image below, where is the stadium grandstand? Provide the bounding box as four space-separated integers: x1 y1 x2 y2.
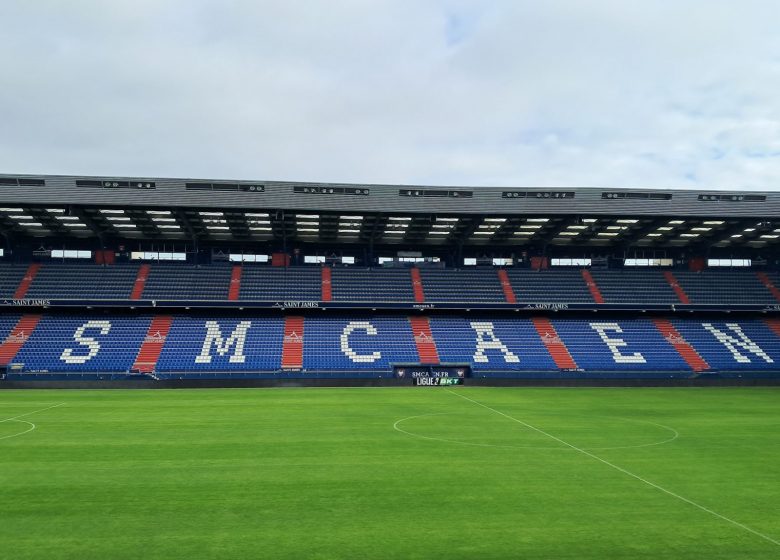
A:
1 172 780 385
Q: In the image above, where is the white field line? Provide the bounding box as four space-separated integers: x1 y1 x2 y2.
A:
0 419 36 441
0 402 66 423
393 412 678 451
446 389 780 548
0 403 66 442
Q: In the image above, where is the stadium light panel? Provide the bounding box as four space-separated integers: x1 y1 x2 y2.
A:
679 233 699 237
429 231 450 235
147 210 172 215
582 218 598 223
19 222 43 227
668 220 685 224
249 227 272 231
388 217 412 221
106 217 132 221
297 228 318 233
245 213 269 217
9 215 34 219
484 218 507 223
200 211 224 216
527 218 550 222
338 229 361 233
100 209 125 214
597 232 619 236
297 214 319 219
45 208 65 213
760 234 779 239
340 215 363 220
436 217 458 222
615 219 639 224
156 225 180 229
297 221 318 226
0 208 24 212
703 220 725 225
518 224 542 229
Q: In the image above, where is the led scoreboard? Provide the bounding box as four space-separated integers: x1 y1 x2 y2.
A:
413 377 464 386
394 365 470 386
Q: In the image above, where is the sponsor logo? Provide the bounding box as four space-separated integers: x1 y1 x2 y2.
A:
273 301 320 308
144 331 167 344
283 331 303 344
2 299 51 307
524 303 569 310
413 304 435 310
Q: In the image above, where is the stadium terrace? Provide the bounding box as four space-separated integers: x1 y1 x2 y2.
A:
1 173 780 385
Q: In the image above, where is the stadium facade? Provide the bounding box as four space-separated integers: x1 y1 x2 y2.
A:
1 173 780 386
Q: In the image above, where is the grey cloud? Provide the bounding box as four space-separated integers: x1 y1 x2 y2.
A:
0 1 778 190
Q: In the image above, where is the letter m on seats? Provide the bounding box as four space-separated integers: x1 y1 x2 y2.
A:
196 321 252 363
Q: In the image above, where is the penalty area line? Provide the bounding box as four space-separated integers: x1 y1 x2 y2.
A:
0 402 66 423
445 389 780 548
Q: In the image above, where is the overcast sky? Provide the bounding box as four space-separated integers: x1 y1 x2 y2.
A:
1 1 778 190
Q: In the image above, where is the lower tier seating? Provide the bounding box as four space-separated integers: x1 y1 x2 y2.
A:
3 314 780 376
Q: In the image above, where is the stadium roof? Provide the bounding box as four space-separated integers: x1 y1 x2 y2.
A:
2 173 780 249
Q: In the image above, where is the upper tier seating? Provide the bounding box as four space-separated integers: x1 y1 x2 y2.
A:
590 270 678 304
331 268 414 302
507 269 593 303
4 314 780 375
0 265 30 298
1 262 780 307
239 266 321 300
25 263 139 299
419 269 506 303
673 271 777 305
143 265 233 300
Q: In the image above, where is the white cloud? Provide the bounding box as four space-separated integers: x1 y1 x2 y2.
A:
0 0 778 189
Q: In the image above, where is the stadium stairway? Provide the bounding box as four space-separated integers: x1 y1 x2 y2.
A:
131 264 150 300
580 269 604 304
132 315 174 373
410 268 425 302
531 317 578 369
228 265 242 301
653 318 708 371
281 316 305 369
321 267 332 302
497 269 517 303
14 263 41 299
663 271 690 304
755 272 780 302
0 314 41 365
409 316 439 364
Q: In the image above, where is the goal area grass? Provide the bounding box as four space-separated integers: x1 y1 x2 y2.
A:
1 387 778 559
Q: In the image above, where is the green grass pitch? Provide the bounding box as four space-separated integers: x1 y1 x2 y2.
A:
1 387 778 559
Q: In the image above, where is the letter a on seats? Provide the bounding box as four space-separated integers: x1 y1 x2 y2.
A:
702 323 773 364
341 321 382 363
196 321 251 363
60 320 112 364
470 322 520 363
